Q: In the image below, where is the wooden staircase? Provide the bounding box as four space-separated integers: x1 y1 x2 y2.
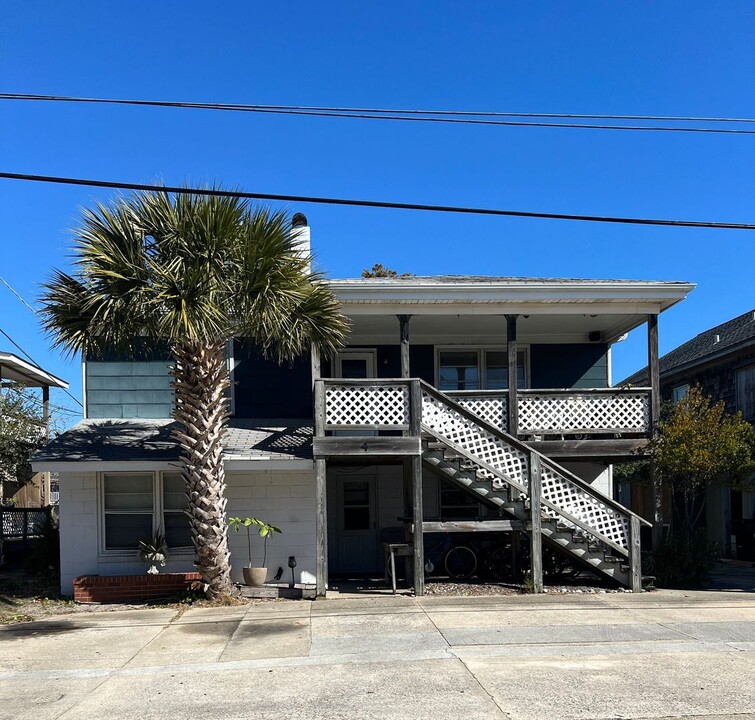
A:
418 381 649 590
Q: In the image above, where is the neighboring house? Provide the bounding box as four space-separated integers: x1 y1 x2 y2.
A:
32 221 695 595
621 309 755 559
0 352 68 507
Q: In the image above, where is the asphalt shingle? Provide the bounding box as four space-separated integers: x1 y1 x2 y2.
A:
621 309 755 386
34 419 313 464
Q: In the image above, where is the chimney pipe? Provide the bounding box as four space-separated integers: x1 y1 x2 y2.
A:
291 212 311 269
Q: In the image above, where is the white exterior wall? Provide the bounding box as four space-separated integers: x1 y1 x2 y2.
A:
57 466 315 595
225 469 316 585
561 462 612 497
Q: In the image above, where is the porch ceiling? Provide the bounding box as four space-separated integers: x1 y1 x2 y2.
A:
347 312 651 345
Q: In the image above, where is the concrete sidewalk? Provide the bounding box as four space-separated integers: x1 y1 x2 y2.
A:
1 589 754 720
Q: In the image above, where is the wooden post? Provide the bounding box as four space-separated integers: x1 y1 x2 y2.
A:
315 458 328 597
409 380 424 595
398 315 411 379
313 379 328 597
505 314 519 437
528 453 543 593
311 348 321 389
647 314 663 549
412 455 424 596
629 515 642 593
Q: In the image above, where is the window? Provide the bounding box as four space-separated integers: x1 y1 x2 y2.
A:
437 347 528 391
672 384 690 403
440 480 483 520
101 472 191 553
736 364 755 423
162 473 193 548
439 350 479 390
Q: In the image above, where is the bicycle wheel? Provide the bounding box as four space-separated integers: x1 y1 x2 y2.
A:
444 545 478 580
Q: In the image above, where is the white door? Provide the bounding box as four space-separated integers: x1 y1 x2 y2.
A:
334 351 377 437
336 475 378 574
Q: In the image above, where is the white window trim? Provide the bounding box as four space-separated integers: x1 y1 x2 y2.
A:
97 471 193 558
333 349 377 379
434 345 530 390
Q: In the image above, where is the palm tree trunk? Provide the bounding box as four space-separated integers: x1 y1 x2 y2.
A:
171 339 233 598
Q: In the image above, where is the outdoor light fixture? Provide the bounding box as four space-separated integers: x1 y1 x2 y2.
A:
288 556 297 588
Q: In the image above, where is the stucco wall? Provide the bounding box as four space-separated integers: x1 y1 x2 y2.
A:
57 467 316 596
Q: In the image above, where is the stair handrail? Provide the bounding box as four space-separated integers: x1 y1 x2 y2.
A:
419 380 651 537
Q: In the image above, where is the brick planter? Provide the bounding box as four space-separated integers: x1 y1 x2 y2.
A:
73 572 202 603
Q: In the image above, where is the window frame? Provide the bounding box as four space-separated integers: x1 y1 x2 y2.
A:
434 345 530 391
97 471 193 557
735 363 755 423
672 384 690 404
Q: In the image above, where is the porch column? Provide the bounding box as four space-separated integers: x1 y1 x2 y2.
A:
647 314 663 548
313 376 328 597
42 385 50 506
398 315 411 378
311 347 321 390
410 380 424 596
505 314 519 436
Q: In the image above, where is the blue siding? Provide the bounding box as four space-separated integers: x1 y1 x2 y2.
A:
86 361 173 418
530 344 609 389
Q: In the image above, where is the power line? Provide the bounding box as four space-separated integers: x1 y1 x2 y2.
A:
0 274 39 316
0 171 753 231
0 325 83 408
2 93 754 135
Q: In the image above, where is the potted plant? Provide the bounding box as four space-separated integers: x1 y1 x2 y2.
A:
228 517 282 586
137 530 169 575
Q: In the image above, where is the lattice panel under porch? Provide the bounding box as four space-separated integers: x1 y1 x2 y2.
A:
421 390 528 490
324 384 410 427
453 395 509 433
539 464 630 549
518 392 650 433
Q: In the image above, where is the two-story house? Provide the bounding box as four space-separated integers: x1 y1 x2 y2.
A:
33 223 694 596
622 309 755 560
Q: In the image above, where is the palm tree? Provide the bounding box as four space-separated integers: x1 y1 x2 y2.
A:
40 190 348 598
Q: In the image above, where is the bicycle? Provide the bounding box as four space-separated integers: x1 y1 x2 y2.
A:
423 533 478 580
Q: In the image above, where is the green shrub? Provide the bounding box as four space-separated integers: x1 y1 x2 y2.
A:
650 531 719 588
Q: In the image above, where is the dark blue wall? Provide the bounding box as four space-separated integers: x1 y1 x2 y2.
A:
232 340 313 418
529 344 609 389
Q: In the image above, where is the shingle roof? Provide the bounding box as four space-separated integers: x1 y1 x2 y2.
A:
621 309 755 386
34 419 313 464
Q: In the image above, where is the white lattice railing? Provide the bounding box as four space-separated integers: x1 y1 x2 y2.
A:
448 388 650 436
518 389 651 435
420 383 635 552
446 391 509 433
321 380 411 430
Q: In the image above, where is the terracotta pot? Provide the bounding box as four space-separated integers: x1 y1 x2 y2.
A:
243 567 268 586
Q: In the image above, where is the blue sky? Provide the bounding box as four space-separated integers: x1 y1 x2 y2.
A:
1 2 753 426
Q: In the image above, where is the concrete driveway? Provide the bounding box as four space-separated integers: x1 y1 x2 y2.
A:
1 589 754 720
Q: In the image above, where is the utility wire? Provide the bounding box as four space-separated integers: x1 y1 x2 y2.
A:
0 274 39 315
0 171 752 231
0 276 80 413
1 93 754 135
0 325 83 408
